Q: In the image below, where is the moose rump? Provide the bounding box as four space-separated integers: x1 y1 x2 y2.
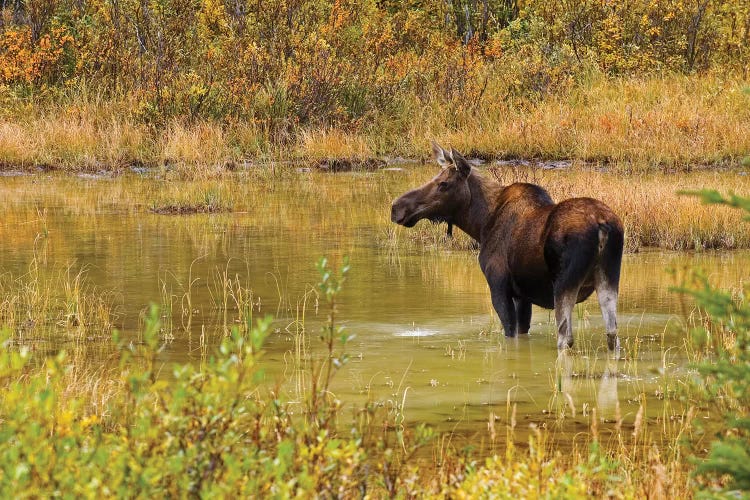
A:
391 143 624 353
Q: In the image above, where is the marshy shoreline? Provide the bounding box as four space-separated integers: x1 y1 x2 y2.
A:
1 73 748 177
3 159 748 253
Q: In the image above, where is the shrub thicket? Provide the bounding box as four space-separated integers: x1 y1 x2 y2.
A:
0 0 747 129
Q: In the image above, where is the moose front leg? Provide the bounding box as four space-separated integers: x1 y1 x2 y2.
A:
514 298 532 334
488 277 517 338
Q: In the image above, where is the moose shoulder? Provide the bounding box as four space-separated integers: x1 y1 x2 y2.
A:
391 143 624 353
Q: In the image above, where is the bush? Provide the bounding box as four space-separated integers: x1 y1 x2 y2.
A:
1 0 747 127
678 190 750 495
0 259 376 496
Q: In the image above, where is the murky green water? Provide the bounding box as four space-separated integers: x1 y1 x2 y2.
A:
1 168 747 448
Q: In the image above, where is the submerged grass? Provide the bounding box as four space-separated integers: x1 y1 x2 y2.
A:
0 261 116 342
148 187 234 215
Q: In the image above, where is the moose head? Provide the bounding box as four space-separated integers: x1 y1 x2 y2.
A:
390 143 474 229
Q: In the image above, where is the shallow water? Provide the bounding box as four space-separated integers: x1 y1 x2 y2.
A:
0 168 747 448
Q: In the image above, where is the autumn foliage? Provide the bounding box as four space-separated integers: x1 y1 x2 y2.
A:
0 0 746 127
0 1 747 171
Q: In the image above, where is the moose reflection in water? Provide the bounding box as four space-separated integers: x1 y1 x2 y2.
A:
391 143 624 354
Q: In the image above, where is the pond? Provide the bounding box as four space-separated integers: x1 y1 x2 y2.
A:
0 167 746 451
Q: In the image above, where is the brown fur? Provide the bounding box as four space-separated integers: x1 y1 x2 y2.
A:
391 144 624 352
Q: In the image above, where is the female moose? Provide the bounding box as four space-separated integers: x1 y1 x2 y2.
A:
391 143 624 354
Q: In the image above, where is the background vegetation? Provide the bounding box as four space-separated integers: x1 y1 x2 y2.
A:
0 0 748 169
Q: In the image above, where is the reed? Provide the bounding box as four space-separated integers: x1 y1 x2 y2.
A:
0 260 116 342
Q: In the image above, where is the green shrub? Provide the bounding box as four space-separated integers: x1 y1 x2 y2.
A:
0 259 373 497
678 190 750 495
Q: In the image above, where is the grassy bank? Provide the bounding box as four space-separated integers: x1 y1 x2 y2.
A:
1 74 748 173
2 1 749 173
1 1 747 172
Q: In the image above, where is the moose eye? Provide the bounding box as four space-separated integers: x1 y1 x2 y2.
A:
437 181 449 192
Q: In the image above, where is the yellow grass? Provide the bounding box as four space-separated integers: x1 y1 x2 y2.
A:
0 102 150 169
297 128 374 161
413 74 750 167
0 74 747 173
160 122 232 168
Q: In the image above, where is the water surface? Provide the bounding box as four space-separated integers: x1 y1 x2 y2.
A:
0 168 746 449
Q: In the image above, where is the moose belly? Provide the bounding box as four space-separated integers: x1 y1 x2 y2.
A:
511 277 595 309
576 285 595 303
511 275 555 309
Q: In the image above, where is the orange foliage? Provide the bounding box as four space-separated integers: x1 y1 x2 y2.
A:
0 0 746 128
0 26 73 84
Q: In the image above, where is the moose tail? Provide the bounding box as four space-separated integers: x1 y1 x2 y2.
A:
597 222 610 254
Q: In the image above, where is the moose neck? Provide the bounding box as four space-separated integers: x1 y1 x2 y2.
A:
452 170 500 244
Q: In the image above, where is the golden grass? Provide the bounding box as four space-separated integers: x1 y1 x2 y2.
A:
297 128 374 161
0 263 116 341
412 74 750 167
387 166 750 252
0 73 747 174
160 122 232 168
0 101 151 169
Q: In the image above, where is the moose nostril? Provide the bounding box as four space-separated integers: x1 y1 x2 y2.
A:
390 204 405 224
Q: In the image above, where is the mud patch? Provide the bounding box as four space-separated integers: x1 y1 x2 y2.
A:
149 204 232 215
315 158 386 172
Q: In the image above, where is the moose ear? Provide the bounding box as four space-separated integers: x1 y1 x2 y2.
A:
432 141 453 169
450 148 472 177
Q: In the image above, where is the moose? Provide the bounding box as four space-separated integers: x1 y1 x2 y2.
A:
391 143 624 353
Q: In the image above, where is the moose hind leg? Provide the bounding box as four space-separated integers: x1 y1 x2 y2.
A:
553 249 594 350
595 269 620 355
514 298 532 334
554 288 579 350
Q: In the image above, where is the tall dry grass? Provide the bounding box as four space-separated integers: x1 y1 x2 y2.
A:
390 166 750 252
412 74 750 168
0 100 150 169
0 74 747 173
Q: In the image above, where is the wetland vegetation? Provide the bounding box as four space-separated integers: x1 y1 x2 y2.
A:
0 168 747 496
1 0 749 496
